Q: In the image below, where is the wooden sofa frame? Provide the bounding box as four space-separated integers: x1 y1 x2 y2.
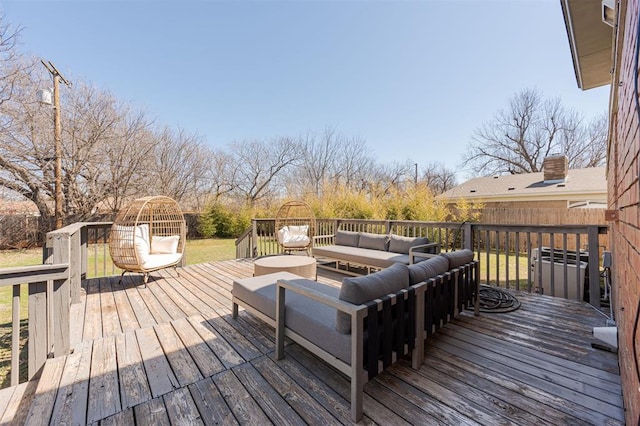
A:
275 280 425 422
231 258 479 421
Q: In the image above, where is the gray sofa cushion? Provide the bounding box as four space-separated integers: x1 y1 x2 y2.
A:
407 255 450 285
441 249 475 269
232 272 351 364
388 234 430 254
336 263 410 334
335 230 360 247
313 245 410 269
358 232 388 251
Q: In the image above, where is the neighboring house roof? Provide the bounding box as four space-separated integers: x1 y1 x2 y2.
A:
0 199 40 216
437 167 607 204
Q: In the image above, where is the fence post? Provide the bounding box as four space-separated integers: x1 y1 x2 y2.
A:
47 233 71 357
81 225 88 279
11 284 19 385
464 222 472 250
587 226 601 308
28 281 47 379
251 220 258 258
69 230 82 303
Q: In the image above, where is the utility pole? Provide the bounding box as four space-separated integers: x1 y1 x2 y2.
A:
41 60 70 229
414 163 418 185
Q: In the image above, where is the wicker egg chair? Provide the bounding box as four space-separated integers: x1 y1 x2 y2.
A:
274 200 316 255
109 195 186 284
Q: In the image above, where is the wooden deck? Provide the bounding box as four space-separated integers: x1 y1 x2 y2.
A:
0 260 624 425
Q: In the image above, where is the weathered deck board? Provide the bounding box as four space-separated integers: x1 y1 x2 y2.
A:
135 326 180 398
188 377 238 425
0 380 37 425
1 260 624 425
212 369 272 424
115 332 151 409
24 355 66 425
87 336 121 423
82 277 102 341
50 339 92 424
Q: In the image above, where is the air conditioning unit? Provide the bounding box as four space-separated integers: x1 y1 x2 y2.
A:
531 248 588 300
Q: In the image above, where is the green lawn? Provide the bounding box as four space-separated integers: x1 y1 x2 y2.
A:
0 238 236 388
477 251 532 289
0 238 236 269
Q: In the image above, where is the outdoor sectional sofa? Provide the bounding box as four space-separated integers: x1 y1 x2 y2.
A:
231 249 479 421
312 229 441 275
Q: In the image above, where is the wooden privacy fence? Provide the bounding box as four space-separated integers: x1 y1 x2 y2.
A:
479 208 608 251
480 207 606 225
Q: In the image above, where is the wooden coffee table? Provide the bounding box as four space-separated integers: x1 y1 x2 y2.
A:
254 255 317 280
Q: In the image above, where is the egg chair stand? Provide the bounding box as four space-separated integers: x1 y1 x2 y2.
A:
274 200 316 255
109 196 186 285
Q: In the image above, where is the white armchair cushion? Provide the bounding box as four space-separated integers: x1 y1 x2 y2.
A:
287 225 309 236
113 224 150 263
142 253 182 270
277 226 310 248
151 235 180 254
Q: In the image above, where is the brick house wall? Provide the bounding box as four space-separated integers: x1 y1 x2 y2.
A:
609 0 640 422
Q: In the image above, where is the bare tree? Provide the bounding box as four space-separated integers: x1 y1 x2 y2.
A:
462 88 607 176
332 135 375 191
0 14 22 109
368 161 413 197
231 137 301 207
199 148 236 208
146 126 212 205
0 57 58 221
557 111 608 168
0 59 158 224
295 127 342 196
421 161 457 194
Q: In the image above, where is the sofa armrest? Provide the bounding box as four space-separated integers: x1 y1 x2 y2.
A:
275 278 362 359
312 234 335 246
276 278 358 314
409 242 441 264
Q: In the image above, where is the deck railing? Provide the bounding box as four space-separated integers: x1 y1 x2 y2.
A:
0 219 608 386
0 263 69 385
237 218 608 307
43 222 115 302
0 222 121 385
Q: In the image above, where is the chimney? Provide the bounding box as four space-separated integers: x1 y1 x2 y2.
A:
543 154 568 183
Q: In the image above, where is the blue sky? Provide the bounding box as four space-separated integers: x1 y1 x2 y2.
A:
1 0 610 178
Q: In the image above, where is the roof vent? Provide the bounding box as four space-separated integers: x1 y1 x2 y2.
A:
470 189 476 193
508 187 515 191
493 176 499 179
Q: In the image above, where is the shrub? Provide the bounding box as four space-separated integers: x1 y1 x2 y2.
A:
198 203 251 238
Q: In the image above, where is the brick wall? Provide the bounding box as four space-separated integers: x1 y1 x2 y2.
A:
610 0 640 422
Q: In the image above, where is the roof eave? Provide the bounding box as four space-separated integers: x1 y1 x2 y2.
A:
561 0 614 90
